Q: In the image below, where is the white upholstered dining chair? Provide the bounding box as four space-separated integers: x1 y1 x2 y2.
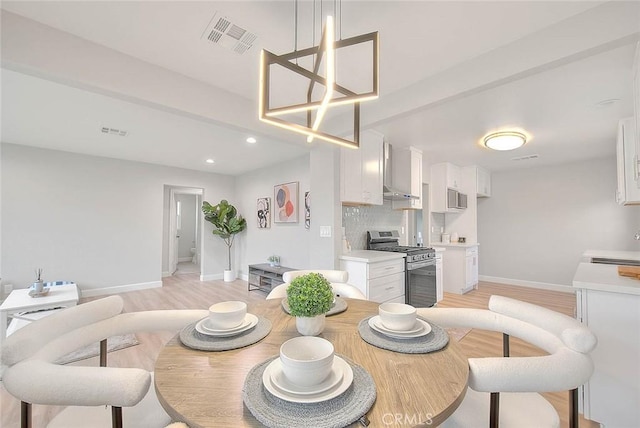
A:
418 295 597 428
1 295 207 428
266 269 367 300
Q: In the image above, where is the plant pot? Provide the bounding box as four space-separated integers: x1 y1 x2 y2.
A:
33 280 44 293
223 270 235 282
295 314 326 336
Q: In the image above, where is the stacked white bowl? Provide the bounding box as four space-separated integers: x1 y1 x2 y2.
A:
378 302 417 331
279 336 335 387
208 301 247 330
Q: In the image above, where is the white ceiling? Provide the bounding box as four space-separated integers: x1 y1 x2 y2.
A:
1 1 639 175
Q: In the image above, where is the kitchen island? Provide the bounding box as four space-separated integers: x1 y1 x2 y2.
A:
573 262 640 428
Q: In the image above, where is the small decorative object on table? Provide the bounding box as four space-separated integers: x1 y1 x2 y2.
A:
33 268 44 293
286 273 334 336
267 255 280 267
29 268 49 297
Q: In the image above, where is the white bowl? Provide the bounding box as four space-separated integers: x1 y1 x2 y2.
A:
208 301 247 330
280 337 334 387
378 302 417 331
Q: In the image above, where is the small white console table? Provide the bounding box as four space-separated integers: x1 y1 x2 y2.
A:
0 283 79 347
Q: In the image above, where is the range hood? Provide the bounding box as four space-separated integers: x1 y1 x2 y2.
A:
383 142 419 200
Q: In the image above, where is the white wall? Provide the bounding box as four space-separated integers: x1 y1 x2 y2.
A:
478 157 640 288
1 144 234 293
235 154 311 276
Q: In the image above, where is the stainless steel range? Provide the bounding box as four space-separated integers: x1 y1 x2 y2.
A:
367 230 437 307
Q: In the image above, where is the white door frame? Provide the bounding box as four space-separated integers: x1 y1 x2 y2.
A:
167 186 204 277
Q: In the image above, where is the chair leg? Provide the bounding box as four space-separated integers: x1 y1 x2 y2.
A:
490 392 500 428
21 401 32 428
100 339 108 367
502 333 510 357
112 406 122 428
569 388 579 428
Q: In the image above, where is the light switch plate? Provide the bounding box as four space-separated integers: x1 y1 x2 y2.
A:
320 226 332 238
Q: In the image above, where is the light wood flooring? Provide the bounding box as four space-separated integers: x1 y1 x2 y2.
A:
1 276 599 427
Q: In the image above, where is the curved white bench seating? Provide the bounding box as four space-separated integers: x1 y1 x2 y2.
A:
267 270 366 301
418 295 597 428
2 296 208 428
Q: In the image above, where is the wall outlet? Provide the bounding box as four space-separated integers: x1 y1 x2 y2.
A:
319 226 332 238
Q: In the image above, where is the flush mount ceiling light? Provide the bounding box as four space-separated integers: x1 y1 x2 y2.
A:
259 3 379 149
483 131 527 151
205 159 215 164
246 137 257 143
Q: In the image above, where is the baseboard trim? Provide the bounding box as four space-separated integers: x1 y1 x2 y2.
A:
178 257 192 263
81 281 163 297
479 275 574 293
239 273 248 281
162 271 171 278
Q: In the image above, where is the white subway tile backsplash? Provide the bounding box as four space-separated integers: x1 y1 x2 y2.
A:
342 201 405 250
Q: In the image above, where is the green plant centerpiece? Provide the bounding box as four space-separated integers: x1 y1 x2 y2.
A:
202 199 247 282
286 272 334 336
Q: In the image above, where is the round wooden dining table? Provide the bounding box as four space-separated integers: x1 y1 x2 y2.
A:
154 298 469 427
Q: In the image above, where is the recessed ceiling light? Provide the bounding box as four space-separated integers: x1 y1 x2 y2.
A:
483 131 527 151
205 159 215 164
246 137 257 144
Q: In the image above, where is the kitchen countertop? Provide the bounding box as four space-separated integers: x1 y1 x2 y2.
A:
339 250 406 263
432 247 446 253
582 249 640 263
573 262 640 295
430 242 479 249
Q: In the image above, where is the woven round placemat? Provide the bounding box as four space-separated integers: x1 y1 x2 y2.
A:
281 297 348 316
179 316 272 351
358 316 449 354
243 355 376 428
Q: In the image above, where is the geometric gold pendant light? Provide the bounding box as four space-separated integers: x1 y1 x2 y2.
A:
259 14 379 149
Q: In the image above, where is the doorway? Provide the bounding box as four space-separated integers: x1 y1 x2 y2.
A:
164 186 203 277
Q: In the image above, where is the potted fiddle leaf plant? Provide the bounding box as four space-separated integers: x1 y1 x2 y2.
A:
202 199 247 282
286 273 334 336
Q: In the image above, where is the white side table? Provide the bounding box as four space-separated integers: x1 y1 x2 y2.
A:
0 284 79 347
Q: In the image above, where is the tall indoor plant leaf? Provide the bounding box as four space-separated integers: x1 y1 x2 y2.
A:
202 200 247 271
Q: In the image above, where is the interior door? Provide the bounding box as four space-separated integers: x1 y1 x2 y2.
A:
168 189 179 275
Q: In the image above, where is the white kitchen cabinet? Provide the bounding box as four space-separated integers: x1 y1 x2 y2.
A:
339 257 405 303
392 146 423 210
441 245 478 294
616 117 640 205
475 166 491 197
573 263 640 428
340 130 383 205
430 162 464 213
435 252 444 302
465 247 478 290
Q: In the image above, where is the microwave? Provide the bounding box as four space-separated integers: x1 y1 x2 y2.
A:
447 188 467 210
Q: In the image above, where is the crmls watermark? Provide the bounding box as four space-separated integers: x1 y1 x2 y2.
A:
381 412 434 426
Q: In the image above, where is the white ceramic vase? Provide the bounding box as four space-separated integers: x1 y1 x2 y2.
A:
296 314 326 336
223 270 235 282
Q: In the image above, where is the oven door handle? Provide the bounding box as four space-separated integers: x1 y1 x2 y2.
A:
407 259 436 270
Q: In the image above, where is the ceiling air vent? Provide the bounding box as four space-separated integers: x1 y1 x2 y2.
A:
101 126 128 137
202 12 257 55
511 154 539 162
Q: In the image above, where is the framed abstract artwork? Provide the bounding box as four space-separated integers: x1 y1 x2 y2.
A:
257 197 270 229
304 191 310 229
274 181 298 223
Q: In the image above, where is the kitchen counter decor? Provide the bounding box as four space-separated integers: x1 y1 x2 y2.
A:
357 316 449 354
242 355 376 428
178 316 272 351
281 296 348 317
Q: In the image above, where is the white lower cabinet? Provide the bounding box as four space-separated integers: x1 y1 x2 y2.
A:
442 245 478 294
435 253 444 302
576 288 640 427
339 258 406 303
